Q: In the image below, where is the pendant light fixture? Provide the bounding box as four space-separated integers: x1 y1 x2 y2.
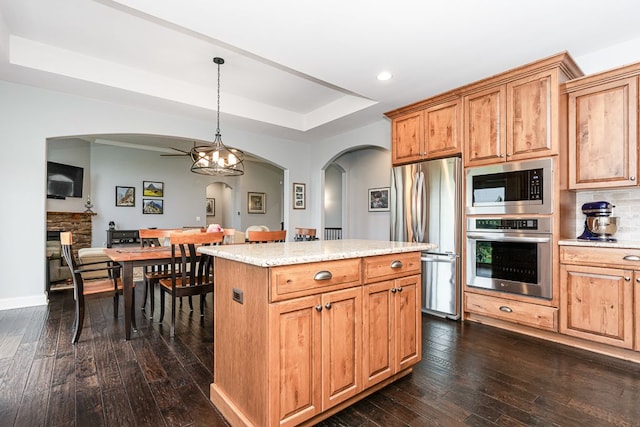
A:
190 57 245 176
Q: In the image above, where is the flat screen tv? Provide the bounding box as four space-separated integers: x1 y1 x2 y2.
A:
47 161 84 199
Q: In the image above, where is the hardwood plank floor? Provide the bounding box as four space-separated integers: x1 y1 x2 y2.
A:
1 285 640 426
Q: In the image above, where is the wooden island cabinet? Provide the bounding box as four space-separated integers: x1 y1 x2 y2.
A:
199 240 431 427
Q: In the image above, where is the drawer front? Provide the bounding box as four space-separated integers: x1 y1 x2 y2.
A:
270 259 361 301
561 246 640 269
363 252 421 284
465 292 557 331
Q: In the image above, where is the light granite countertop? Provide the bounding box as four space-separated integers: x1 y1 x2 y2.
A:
558 239 640 250
198 239 436 267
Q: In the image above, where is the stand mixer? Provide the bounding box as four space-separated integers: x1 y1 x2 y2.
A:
577 201 619 242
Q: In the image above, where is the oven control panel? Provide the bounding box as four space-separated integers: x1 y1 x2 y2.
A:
468 217 552 233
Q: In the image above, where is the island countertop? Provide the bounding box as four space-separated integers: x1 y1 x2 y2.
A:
198 239 436 267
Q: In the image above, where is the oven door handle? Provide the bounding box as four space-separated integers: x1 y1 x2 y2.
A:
466 232 551 244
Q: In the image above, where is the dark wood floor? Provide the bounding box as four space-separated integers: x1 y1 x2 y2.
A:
2 285 640 427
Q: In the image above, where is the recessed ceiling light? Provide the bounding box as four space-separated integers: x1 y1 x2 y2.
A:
377 71 393 81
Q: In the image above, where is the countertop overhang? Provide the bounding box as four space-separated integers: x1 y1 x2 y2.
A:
558 239 640 250
198 239 436 267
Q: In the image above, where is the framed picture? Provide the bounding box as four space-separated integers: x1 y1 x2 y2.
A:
248 192 266 214
293 182 306 210
368 187 390 212
143 199 163 214
143 181 164 197
115 186 135 207
206 198 215 215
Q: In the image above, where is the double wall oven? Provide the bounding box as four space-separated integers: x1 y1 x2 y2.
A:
465 158 554 300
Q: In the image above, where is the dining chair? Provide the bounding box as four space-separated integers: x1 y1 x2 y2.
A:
158 231 224 336
294 227 317 241
138 228 181 318
60 231 135 344
222 228 236 244
246 230 287 243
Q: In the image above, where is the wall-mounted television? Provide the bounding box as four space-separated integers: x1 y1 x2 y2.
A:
47 161 84 199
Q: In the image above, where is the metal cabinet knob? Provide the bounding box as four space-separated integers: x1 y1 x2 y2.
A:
396 287 403 292
315 305 323 312
391 288 397 293
624 276 631 282
314 271 333 281
325 302 332 310
631 176 636 181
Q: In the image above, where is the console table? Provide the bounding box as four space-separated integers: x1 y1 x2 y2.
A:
106 229 140 248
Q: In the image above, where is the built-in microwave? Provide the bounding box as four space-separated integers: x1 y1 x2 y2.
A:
465 158 553 215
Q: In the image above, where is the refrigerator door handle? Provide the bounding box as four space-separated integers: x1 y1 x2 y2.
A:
410 172 420 241
415 171 425 242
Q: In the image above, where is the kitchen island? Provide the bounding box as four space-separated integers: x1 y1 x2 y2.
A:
199 239 434 427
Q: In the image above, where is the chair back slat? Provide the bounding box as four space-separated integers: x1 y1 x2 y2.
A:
294 227 317 241
247 230 287 243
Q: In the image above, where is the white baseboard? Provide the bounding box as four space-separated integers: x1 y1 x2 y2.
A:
0 294 48 311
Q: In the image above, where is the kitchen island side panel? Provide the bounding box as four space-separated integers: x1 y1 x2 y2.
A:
212 257 270 426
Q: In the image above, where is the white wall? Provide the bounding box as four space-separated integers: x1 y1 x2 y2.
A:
324 164 342 228
0 80 311 310
334 147 391 240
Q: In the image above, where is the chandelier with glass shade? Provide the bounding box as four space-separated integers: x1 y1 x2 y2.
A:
190 57 245 176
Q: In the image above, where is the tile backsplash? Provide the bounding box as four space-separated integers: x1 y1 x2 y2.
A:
575 189 640 241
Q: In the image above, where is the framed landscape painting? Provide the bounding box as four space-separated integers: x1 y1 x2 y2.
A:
143 199 163 214
115 186 135 207
248 192 266 214
143 181 164 197
368 187 390 211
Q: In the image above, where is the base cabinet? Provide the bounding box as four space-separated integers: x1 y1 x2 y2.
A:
271 287 362 427
560 246 640 350
211 251 422 427
363 275 421 389
560 264 634 349
464 292 558 331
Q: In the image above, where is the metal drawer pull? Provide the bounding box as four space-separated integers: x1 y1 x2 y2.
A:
390 260 403 269
313 271 332 281
499 306 513 313
623 255 640 261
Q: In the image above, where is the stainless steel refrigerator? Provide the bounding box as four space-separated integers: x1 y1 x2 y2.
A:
390 156 462 319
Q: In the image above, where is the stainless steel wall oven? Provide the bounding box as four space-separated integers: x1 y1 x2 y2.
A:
466 217 552 299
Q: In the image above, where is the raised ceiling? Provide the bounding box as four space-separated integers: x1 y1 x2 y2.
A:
2 0 640 147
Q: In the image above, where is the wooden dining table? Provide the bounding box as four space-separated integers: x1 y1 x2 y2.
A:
104 246 173 340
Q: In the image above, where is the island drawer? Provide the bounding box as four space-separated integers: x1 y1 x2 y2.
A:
363 252 421 284
561 246 640 269
465 292 558 331
270 258 361 301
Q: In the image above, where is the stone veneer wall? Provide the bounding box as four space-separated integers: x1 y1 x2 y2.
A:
47 212 95 256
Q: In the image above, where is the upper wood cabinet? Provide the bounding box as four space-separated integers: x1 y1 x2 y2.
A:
463 54 581 167
391 111 424 165
386 52 581 167
387 95 462 166
564 64 640 189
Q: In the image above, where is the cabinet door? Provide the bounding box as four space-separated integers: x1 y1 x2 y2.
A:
362 280 395 388
395 275 422 371
271 295 322 427
635 273 640 352
392 111 424 165
568 77 638 189
560 264 634 349
507 70 556 160
321 287 362 409
464 85 507 166
424 99 462 158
